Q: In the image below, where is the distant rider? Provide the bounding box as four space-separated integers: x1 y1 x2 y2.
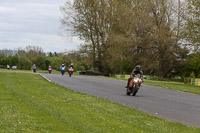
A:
68 63 74 72
125 65 143 88
60 64 66 75
69 63 73 69
32 64 37 73
48 66 52 74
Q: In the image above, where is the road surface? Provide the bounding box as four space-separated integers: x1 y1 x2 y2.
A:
40 74 200 128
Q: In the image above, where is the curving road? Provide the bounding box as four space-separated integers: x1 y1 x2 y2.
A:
40 74 200 128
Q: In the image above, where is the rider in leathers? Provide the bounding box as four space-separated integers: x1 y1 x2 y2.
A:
125 65 143 88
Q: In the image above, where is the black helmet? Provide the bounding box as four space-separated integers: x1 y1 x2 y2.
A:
136 65 141 71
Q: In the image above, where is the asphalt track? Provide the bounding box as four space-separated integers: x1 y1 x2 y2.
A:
40 73 200 128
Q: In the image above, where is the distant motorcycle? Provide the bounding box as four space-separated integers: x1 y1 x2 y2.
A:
126 74 142 96
33 69 36 73
68 67 74 77
60 66 66 76
48 68 52 74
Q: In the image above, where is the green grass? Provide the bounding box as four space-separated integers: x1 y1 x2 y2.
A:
143 80 200 95
0 72 200 132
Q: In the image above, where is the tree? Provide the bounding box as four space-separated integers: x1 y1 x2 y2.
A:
0 56 12 66
48 52 53 57
25 45 45 60
106 0 188 77
184 52 200 77
32 56 47 70
142 0 186 77
183 0 200 52
54 52 58 57
61 0 109 71
0 49 15 56
46 57 65 71
17 49 27 58
0 52 5 59
11 54 19 66
19 57 32 70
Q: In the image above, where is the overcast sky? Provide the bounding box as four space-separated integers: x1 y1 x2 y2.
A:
0 0 82 52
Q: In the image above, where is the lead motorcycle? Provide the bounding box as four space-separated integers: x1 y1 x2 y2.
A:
126 74 143 96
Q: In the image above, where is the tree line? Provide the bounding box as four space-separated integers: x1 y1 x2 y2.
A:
60 0 200 78
0 46 89 72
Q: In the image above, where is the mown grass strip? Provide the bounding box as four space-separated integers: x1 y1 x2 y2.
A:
0 71 199 132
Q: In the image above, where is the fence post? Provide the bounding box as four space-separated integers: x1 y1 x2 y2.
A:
191 78 195 85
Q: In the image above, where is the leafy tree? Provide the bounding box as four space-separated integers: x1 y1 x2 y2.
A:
0 52 5 59
61 0 109 71
21 45 45 60
17 49 27 58
184 52 200 77
46 57 65 71
183 0 200 52
32 56 47 70
0 54 19 67
54 52 58 57
19 57 32 70
49 52 53 57
12 54 19 66
0 57 9 66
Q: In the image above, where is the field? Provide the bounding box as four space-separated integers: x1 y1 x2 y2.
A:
0 71 199 132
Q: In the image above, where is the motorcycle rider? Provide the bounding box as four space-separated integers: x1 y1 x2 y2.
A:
48 66 52 74
68 63 74 77
32 64 37 73
125 65 143 88
60 64 66 75
69 63 73 69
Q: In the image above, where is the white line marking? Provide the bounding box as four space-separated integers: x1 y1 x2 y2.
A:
40 74 51 82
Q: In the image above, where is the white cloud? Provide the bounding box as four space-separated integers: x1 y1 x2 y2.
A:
0 31 82 52
0 6 17 13
0 0 83 52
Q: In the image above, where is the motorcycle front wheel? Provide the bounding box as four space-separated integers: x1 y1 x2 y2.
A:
126 88 131 95
132 86 139 96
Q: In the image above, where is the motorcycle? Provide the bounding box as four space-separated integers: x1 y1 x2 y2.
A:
60 67 66 76
48 68 52 74
126 74 142 96
33 69 36 73
61 70 65 75
68 67 74 77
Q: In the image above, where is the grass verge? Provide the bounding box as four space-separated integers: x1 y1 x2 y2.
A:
0 68 78 75
0 71 199 132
